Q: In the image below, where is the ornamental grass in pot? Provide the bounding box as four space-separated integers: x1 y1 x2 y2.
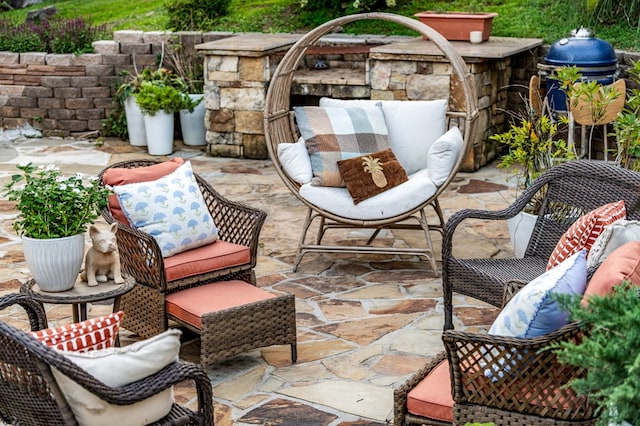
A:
3 162 109 291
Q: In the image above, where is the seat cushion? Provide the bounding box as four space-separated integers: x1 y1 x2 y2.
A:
406 359 453 423
164 240 251 282
32 311 123 352
294 105 391 187
319 98 448 175
299 168 437 220
165 280 275 329
547 200 626 269
102 158 184 225
51 329 181 426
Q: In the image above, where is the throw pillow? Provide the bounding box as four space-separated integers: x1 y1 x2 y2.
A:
490 249 588 338
277 137 313 185
319 98 448 175
50 329 181 426
294 105 391 187
337 148 409 204
112 161 219 257
31 311 123 352
586 220 640 268
102 158 185 225
583 241 640 305
546 200 626 270
426 127 464 186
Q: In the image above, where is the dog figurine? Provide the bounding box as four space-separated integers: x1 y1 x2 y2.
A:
80 223 124 287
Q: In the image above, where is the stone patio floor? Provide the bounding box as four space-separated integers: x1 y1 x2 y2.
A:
0 129 519 425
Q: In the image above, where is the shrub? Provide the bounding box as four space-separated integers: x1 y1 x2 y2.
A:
298 0 402 28
165 0 231 31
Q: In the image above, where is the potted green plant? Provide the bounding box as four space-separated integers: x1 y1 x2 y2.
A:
614 60 640 171
552 282 640 426
490 96 576 257
133 67 191 155
4 162 109 292
116 68 157 147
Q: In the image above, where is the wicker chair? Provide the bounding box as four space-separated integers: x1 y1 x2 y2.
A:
99 159 267 339
264 12 479 272
0 293 213 426
393 281 597 426
442 160 640 330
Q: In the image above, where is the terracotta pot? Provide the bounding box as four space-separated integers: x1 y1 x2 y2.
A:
414 11 498 42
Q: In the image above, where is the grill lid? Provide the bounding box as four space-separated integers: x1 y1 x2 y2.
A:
545 27 617 68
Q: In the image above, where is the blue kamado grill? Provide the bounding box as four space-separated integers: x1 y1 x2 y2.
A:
542 27 618 113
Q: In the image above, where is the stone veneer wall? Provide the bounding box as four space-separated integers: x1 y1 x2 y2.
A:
0 30 234 136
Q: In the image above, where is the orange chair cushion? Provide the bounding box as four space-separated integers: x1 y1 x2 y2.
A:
582 240 640 305
101 158 185 224
406 359 453 423
163 240 251 282
165 280 275 329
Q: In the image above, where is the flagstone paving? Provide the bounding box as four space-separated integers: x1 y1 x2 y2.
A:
0 128 518 425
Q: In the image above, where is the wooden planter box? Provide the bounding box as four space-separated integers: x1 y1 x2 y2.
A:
414 11 498 42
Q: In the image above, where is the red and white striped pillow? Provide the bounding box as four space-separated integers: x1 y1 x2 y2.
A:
31 311 124 352
547 200 626 270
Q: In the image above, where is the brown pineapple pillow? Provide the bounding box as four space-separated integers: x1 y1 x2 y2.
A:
337 148 408 204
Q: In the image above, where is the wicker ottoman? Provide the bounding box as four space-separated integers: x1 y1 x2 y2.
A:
165 280 297 368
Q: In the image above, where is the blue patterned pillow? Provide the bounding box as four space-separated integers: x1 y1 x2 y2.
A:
112 161 218 257
489 249 588 338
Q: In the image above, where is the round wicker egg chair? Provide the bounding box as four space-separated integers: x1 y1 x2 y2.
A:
264 12 479 272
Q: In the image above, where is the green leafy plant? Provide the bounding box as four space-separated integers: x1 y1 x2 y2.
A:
3 163 109 239
165 41 204 94
134 80 188 115
614 60 640 171
165 0 231 31
552 282 640 426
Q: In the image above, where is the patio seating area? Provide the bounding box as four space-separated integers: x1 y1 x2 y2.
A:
0 133 517 425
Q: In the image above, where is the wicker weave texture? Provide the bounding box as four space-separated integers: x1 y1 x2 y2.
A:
442 160 640 330
263 12 479 271
0 294 214 426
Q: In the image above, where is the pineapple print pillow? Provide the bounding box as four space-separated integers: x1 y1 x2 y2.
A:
337 148 408 204
112 161 219 257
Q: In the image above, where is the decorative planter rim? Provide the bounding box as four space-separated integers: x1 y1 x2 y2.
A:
414 11 499 19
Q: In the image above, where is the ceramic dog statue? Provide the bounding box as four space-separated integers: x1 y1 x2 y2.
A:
80 223 124 287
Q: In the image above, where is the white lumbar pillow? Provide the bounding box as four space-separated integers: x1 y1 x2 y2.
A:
51 329 182 426
319 97 448 175
427 127 463 186
277 136 313 184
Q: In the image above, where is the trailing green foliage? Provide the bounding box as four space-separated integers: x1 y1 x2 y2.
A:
552 283 640 425
164 0 231 31
614 60 640 171
0 16 108 54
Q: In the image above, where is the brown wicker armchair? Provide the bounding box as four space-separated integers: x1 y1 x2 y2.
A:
442 160 640 330
99 159 267 339
393 281 597 425
0 293 213 426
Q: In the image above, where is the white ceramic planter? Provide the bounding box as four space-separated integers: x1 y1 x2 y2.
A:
179 94 206 146
143 110 174 155
22 234 85 292
507 211 537 258
124 96 147 146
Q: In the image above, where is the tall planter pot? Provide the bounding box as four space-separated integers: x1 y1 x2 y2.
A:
124 96 147 147
179 94 206 146
143 110 174 155
22 234 85 292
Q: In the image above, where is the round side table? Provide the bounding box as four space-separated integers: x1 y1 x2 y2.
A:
20 274 136 324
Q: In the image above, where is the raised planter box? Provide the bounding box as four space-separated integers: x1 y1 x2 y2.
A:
414 11 498 42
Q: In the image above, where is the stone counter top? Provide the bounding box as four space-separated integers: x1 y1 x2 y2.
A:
370 36 544 61
196 33 300 56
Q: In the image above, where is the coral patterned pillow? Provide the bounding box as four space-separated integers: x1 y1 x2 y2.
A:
547 200 626 270
32 311 123 352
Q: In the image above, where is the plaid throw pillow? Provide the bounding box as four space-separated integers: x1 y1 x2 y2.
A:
294 106 390 187
32 311 124 352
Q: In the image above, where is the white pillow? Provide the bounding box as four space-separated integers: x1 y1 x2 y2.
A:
112 161 218 257
319 98 448 175
587 220 640 268
489 249 588 338
277 137 313 184
426 127 463 186
51 329 182 426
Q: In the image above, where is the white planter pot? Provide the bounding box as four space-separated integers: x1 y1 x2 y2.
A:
124 96 147 147
143 110 174 155
22 234 85 292
179 94 206 146
507 211 538 258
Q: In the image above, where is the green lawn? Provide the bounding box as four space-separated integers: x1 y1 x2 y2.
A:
3 0 639 50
